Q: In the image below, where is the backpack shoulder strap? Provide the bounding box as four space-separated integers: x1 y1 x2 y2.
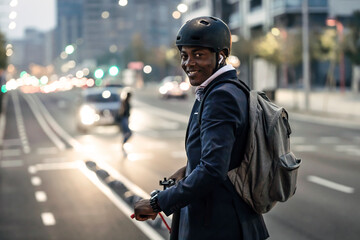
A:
197 79 250 125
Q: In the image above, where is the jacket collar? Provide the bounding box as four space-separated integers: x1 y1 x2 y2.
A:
195 65 237 101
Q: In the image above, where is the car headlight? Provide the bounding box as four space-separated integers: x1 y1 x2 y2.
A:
180 82 190 91
79 105 99 125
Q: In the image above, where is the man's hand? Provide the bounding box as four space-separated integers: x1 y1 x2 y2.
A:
169 166 186 183
133 199 157 221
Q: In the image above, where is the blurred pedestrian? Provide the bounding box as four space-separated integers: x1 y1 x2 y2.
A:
117 89 132 156
133 16 269 239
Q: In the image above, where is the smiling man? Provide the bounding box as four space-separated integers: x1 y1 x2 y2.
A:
134 16 269 240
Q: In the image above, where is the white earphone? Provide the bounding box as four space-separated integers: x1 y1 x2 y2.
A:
218 56 224 65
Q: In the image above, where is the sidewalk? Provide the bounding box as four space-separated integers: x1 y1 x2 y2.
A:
275 89 360 129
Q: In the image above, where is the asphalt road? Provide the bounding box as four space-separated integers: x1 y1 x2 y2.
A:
0 86 359 240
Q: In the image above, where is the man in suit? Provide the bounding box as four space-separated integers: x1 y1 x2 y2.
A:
133 16 269 240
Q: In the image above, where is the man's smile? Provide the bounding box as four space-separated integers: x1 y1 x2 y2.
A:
187 70 199 77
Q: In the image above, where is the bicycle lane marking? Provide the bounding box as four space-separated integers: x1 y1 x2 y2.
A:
31 93 166 239
30 161 164 240
11 91 30 153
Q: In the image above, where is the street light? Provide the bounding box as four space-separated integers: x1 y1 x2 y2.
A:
177 3 188 13
65 45 75 55
118 0 128 7
143 65 152 74
326 18 345 92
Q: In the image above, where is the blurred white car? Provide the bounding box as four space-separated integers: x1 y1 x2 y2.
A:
159 76 190 99
76 87 121 133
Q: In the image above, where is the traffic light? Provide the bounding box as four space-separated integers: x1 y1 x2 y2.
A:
94 68 104 79
108 65 119 76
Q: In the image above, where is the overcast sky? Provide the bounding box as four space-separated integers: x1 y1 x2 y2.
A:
7 0 56 39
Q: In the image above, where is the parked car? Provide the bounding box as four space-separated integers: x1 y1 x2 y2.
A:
76 87 121 133
158 76 190 99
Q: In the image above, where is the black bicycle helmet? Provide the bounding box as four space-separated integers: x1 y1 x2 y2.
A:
176 16 231 56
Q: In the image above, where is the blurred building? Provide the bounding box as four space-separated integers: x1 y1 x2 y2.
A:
54 0 182 72
182 0 360 90
10 29 46 72
0 1 10 34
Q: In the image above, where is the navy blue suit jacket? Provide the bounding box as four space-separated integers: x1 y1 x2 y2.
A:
158 70 269 240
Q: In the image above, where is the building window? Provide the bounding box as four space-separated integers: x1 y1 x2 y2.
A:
309 0 328 7
250 0 262 11
191 0 205 11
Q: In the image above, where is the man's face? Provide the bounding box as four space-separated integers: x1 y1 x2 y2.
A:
180 46 216 86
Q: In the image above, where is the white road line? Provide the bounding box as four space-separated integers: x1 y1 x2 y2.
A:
0 160 23 168
319 137 339 144
335 145 358 151
2 138 22 146
11 91 30 154
35 191 47 202
307 175 355 194
30 93 82 151
0 149 21 157
292 145 317 152
37 147 59 155
42 157 67 163
31 176 42 186
291 137 305 144
171 151 186 158
28 166 37 174
30 99 167 237
0 96 7 146
22 93 66 151
31 162 78 171
127 153 154 162
41 212 56 226
77 161 164 240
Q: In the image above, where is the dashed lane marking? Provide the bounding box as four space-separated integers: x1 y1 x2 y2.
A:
41 212 56 226
12 91 30 154
307 175 355 194
28 166 37 174
35 191 47 202
31 176 42 186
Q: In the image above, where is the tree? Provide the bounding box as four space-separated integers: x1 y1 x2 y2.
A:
344 10 360 92
310 29 339 88
0 32 7 70
251 29 302 87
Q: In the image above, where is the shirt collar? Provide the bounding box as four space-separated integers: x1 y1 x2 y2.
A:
195 64 235 101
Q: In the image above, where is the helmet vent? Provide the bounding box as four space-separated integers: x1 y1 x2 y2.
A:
200 20 210 26
177 36 181 40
